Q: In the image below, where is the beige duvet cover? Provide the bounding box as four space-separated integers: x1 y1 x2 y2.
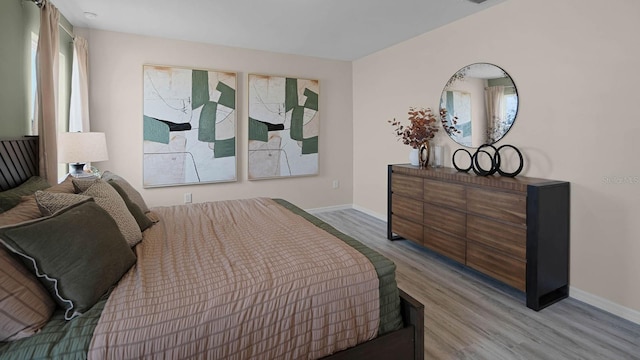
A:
88 198 380 359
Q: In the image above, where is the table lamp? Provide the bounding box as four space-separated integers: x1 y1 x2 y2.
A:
58 132 109 177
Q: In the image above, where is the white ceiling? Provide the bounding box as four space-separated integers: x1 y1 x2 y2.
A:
50 0 506 61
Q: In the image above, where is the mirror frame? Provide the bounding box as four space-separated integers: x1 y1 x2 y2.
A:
439 63 519 148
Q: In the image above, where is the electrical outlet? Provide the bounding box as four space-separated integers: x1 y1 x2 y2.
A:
332 180 339 189
184 193 192 204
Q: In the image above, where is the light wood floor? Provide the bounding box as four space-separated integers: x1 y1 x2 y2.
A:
313 208 640 360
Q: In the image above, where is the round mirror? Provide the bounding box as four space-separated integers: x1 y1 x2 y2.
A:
439 63 518 147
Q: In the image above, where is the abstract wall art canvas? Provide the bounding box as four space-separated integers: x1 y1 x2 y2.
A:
248 74 319 180
143 65 237 187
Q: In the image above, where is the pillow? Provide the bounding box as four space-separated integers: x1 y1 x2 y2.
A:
49 175 76 194
101 171 150 213
0 246 56 341
71 177 97 193
35 191 91 216
0 196 41 227
108 181 154 231
0 176 79 227
146 210 161 224
73 179 143 247
0 176 51 213
0 200 136 320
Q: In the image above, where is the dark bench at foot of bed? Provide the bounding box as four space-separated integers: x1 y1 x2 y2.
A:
323 289 424 360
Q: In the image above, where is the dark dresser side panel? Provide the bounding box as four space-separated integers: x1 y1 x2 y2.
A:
526 182 570 310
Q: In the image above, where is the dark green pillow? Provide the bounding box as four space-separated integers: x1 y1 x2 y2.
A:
0 176 51 213
0 200 136 320
108 180 154 231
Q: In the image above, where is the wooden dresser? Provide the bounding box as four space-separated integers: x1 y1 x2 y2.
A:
387 164 570 311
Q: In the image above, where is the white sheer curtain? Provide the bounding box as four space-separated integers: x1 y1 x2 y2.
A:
35 0 60 184
69 36 90 132
484 85 505 142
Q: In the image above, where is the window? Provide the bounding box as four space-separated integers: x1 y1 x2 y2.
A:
28 31 38 135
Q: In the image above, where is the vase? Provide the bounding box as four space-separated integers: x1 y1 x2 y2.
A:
418 141 430 168
409 148 420 166
432 145 444 168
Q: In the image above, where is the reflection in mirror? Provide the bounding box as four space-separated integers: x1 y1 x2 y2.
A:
439 63 518 147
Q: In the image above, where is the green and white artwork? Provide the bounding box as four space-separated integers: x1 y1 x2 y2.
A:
248 74 319 179
143 65 236 187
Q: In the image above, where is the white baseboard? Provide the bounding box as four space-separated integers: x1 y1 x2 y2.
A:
570 287 640 325
352 204 387 222
305 204 353 214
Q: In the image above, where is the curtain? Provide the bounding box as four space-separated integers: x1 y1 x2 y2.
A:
35 0 60 184
69 36 90 132
484 85 505 142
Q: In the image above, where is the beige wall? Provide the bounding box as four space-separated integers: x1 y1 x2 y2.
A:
353 0 640 317
82 29 353 210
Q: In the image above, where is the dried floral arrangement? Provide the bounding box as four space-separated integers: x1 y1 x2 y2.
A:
439 108 461 136
388 107 439 148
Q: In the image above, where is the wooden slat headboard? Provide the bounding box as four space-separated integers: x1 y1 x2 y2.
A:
0 137 39 191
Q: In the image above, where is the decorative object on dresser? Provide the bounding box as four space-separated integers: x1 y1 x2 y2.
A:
439 63 519 147
387 164 570 311
452 143 524 177
388 107 439 167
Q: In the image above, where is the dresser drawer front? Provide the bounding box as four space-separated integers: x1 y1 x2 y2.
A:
391 215 423 245
392 195 423 223
392 173 423 198
424 204 466 237
423 179 466 209
466 242 526 291
467 215 526 260
467 187 526 226
423 227 466 264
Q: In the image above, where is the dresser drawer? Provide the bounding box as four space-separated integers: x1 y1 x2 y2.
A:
467 215 526 260
392 195 423 223
391 215 423 245
424 204 466 237
423 179 466 210
423 227 466 264
392 173 423 198
467 187 526 226
466 242 526 291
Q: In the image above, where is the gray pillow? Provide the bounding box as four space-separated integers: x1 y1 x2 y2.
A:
101 171 150 213
108 181 154 231
0 200 136 320
35 191 91 216
72 179 143 247
0 176 51 213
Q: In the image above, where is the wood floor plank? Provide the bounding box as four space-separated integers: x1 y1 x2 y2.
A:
313 209 640 360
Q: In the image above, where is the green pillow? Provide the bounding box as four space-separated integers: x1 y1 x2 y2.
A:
0 200 136 320
108 180 154 231
0 176 51 213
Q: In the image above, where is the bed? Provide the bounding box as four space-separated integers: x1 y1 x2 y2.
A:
0 136 424 359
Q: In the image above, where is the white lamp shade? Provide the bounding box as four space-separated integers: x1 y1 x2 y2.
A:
58 132 109 163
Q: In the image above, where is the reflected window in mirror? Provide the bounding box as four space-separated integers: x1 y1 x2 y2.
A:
439 63 518 147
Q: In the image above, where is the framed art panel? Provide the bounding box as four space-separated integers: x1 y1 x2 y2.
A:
248 74 319 180
143 65 237 187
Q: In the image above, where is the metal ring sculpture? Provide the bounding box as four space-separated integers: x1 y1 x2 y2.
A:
473 144 499 176
496 144 523 177
452 144 523 177
452 149 473 172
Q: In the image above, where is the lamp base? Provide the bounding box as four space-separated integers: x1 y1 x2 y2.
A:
69 163 86 177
